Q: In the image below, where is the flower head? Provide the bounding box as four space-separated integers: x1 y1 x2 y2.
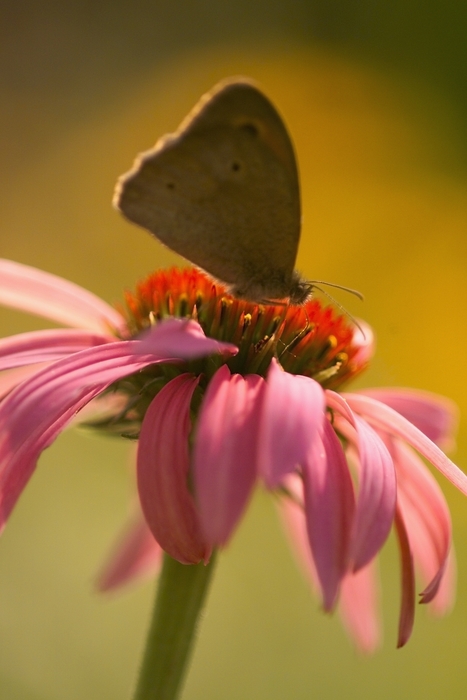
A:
1 259 466 651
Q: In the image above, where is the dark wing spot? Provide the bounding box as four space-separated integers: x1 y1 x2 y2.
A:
238 122 259 137
231 161 241 172
166 182 175 190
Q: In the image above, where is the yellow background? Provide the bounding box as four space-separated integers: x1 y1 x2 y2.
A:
1 3 467 698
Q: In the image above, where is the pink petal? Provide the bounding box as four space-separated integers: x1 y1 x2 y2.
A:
325 389 356 424
277 475 320 595
344 393 467 496
96 512 163 592
0 346 163 529
350 321 375 367
0 258 126 334
327 391 397 571
0 328 112 370
193 365 264 546
392 440 452 606
302 419 355 611
428 549 456 616
394 507 416 648
339 563 381 654
279 479 381 653
259 358 325 488
0 319 231 529
359 388 458 450
137 374 209 564
0 365 47 399
351 418 396 571
137 318 238 359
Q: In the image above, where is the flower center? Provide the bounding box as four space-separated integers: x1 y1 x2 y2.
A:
121 267 366 389
92 268 368 438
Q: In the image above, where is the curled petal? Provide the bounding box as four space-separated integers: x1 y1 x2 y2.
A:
392 440 452 606
344 393 467 496
359 388 458 450
0 258 126 334
394 507 416 648
96 513 163 592
259 358 325 487
428 549 456 616
137 374 209 564
327 392 396 571
0 328 112 370
325 389 355 425
302 419 355 611
193 365 264 546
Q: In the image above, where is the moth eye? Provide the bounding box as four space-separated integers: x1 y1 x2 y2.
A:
239 122 259 137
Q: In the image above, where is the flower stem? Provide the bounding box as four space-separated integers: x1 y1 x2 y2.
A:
132 551 217 700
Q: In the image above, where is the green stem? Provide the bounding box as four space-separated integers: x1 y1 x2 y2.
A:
132 551 217 700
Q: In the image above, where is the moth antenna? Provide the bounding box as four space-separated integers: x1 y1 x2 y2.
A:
311 284 366 338
309 280 364 301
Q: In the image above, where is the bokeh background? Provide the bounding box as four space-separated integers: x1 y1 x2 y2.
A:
1 1 467 698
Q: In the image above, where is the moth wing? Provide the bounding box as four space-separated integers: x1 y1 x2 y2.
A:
114 79 301 296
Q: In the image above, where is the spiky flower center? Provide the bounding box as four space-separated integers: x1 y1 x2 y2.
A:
98 268 368 437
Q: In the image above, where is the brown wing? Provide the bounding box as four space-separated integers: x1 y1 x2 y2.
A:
114 78 301 300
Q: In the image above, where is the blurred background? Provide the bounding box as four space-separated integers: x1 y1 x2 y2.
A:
1 1 467 698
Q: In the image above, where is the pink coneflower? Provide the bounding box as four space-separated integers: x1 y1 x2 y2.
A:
0 259 466 652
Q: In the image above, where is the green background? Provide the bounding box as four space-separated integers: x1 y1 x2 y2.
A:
1 2 467 698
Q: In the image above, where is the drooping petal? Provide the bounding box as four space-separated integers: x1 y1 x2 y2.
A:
350 417 396 571
0 258 126 334
137 374 209 564
302 419 355 611
344 393 467 496
259 358 325 488
193 365 264 546
96 512 163 592
394 506 416 648
360 388 458 450
428 549 456 616
0 319 233 530
339 562 381 654
392 440 452 606
0 328 112 370
327 391 397 571
0 346 162 529
279 477 381 653
277 475 320 596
